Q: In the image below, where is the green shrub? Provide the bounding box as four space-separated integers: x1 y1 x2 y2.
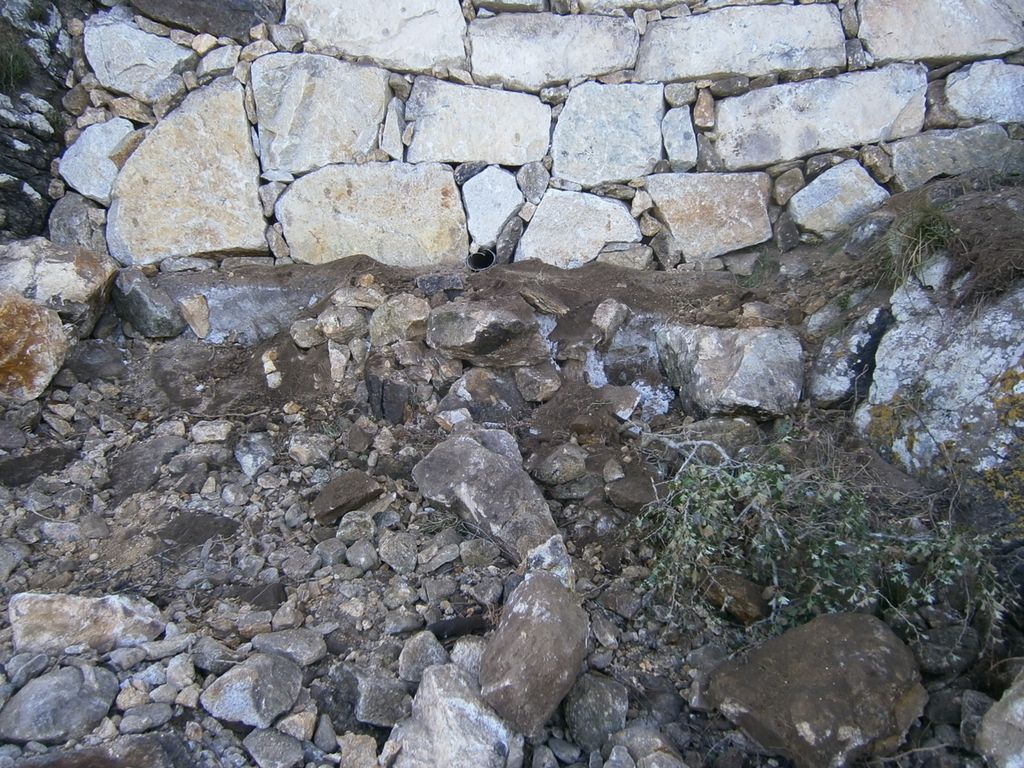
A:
0 35 32 95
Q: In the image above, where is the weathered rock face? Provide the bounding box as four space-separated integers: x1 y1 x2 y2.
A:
646 173 771 262
858 0 1024 63
515 190 639 269
426 298 548 367
564 673 630 752
250 53 390 174
200 653 303 729
0 665 118 744
412 432 558 560
788 161 890 239
462 166 524 248
946 61 1024 124
469 14 639 92
406 78 551 166
275 162 467 267
715 65 927 170
0 293 70 404
636 5 845 82
57 118 136 206
657 325 804 417
383 665 521 768
84 9 195 104
10 591 160 655
977 668 1024 768
809 306 893 408
708 614 927 768
130 0 285 40
552 82 664 187
889 125 1024 192
285 0 466 73
479 571 589 736
0 237 118 337
46 194 109 255
107 78 268 266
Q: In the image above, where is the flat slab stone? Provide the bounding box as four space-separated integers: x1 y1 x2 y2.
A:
107 78 268 266
58 118 135 205
516 190 639 269
946 61 1024 124
84 9 195 104
470 13 639 92
890 124 1024 192
858 0 1024 63
277 162 467 267
715 64 927 170
130 0 284 40
551 82 664 187
636 5 845 82
285 0 466 74
646 173 771 262
788 161 889 239
251 53 390 174
406 78 551 166
580 0 678 11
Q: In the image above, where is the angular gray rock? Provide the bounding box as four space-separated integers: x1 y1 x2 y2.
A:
479 571 589 736
426 298 549 367
407 78 551 166
636 5 845 82
516 190 640 269
552 83 663 187
113 269 188 339
858 0 1024 63
84 9 195 104
199 653 303 728
708 614 927 768
0 665 118 744
9 592 164 654
657 325 804 417
107 78 268 266
462 166 524 248
565 673 630 753
130 0 285 40
946 61 1024 124
715 65 927 170
788 161 890 239
310 469 382 523
978 668 1024 768
809 306 893 408
412 432 558 561
250 53 390 174
285 0 466 73
470 13 639 92
383 665 521 768
251 628 327 667
399 631 449 683
47 193 109 255
661 107 697 172
0 237 118 337
890 124 1024 192
646 173 771 263
438 369 530 424
58 117 135 205
276 162 468 267
243 728 304 768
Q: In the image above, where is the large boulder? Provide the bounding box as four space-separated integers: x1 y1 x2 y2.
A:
657 325 804 417
199 653 303 729
425 298 548 367
708 614 927 768
977 668 1024 768
0 665 118 744
412 432 558 561
0 293 70 404
479 571 589 736
889 125 1024 192
0 237 118 337
382 665 522 768
945 61 1024 124
107 77 268 266
250 53 390 175
130 0 284 40
275 162 468 267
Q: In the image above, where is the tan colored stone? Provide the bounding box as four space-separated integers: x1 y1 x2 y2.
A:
9 592 164 654
0 294 70 404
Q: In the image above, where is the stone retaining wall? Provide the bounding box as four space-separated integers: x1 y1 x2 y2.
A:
50 0 1024 273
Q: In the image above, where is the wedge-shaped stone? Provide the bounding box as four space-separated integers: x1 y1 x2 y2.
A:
58 118 135 205
84 9 195 104
552 82 664 187
636 5 845 82
276 162 467 267
285 0 466 73
470 14 639 92
515 190 640 269
946 61 1024 124
580 0 679 11
251 53 390 175
462 166 524 247
890 124 1024 191
646 173 771 262
858 0 1024 63
130 0 284 41
788 161 889 239
407 78 551 165
107 78 267 266
715 65 927 170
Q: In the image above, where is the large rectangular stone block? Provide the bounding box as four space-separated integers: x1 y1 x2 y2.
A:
714 65 927 170
636 5 846 82
406 78 551 166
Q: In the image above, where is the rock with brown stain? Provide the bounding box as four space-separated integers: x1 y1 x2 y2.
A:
0 293 71 404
